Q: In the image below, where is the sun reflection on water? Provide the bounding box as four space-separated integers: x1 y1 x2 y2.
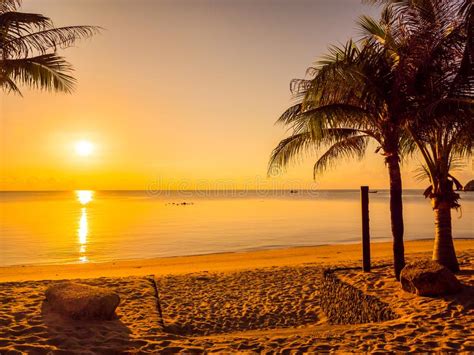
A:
78 208 88 245
75 190 93 263
76 190 93 205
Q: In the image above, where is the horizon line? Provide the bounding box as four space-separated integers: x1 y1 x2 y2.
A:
0 188 430 193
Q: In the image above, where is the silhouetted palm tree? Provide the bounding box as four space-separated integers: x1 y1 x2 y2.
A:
270 0 472 276
268 32 411 280
377 0 473 271
0 0 100 95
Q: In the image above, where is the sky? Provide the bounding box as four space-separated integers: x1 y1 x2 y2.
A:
1 0 472 191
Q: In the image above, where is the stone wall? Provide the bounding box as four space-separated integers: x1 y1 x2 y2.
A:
320 269 398 324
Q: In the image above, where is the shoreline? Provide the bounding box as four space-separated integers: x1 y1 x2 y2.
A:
3 236 473 269
1 239 473 282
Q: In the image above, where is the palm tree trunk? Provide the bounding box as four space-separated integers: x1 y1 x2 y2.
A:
432 201 459 272
387 155 405 280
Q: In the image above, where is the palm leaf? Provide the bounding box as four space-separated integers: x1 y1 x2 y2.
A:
0 74 21 94
313 135 370 177
277 103 371 129
0 0 20 13
4 25 102 57
276 104 302 125
424 97 474 117
2 53 76 93
268 132 313 176
413 164 431 182
358 15 387 44
0 11 51 33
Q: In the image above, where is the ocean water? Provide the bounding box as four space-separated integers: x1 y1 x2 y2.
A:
0 190 472 266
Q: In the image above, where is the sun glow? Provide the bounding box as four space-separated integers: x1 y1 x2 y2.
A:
76 190 94 205
75 140 94 156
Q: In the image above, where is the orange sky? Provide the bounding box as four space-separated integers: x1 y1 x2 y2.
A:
1 0 472 191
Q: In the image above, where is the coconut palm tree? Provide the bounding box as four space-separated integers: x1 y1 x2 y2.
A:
375 0 474 271
0 0 100 95
268 32 411 280
269 0 473 277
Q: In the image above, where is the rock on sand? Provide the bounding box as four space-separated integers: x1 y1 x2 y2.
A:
400 260 462 297
45 282 120 320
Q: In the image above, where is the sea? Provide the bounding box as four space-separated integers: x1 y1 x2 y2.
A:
0 190 472 266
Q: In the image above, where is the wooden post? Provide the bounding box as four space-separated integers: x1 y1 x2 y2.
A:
361 186 371 272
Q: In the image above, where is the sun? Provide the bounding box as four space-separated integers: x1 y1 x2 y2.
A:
75 140 94 157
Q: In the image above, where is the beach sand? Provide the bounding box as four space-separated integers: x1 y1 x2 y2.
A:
1 239 473 353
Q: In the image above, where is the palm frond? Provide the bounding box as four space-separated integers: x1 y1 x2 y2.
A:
315 40 360 72
4 25 102 57
0 0 20 13
450 122 474 158
450 2 473 97
2 53 76 93
0 1 100 95
398 129 417 159
268 132 313 175
0 74 22 94
268 127 367 177
448 157 467 172
0 11 51 33
313 135 369 177
413 164 431 182
290 79 313 95
277 103 371 131
358 15 387 44
424 97 474 118
276 104 302 125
